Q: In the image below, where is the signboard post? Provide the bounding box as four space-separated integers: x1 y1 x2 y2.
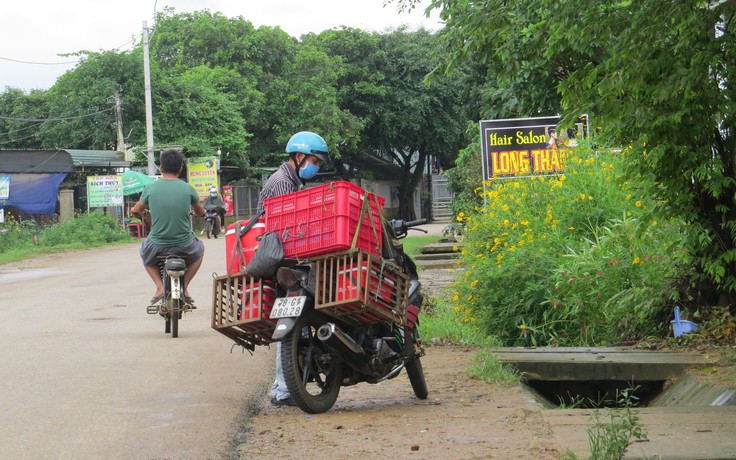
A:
0 175 9 223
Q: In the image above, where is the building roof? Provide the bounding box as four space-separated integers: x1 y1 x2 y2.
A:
0 149 130 173
65 149 130 169
0 150 75 173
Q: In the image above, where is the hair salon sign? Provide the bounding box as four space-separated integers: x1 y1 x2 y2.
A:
479 115 588 180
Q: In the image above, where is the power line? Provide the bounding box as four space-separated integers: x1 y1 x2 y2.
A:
0 55 78 65
0 130 39 146
0 121 46 136
0 108 113 122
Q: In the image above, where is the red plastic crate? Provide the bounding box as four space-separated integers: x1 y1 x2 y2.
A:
264 181 385 258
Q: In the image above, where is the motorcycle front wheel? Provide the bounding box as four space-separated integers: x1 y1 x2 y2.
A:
281 311 342 414
205 219 213 239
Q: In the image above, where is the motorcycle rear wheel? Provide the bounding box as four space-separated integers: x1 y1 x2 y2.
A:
406 330 428 399
170 296 179 338
281 311 342 413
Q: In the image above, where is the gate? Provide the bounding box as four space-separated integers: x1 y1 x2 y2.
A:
430 174 453 222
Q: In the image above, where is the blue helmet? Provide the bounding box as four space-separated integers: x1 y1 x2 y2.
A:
285 131 329 162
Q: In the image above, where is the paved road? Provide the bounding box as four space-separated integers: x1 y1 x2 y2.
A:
0 236 274 459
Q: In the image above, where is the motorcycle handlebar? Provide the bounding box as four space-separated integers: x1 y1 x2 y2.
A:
388 218 427 238
405 218 426 227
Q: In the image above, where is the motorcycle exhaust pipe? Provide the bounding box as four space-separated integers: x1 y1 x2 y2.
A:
317 323 373 374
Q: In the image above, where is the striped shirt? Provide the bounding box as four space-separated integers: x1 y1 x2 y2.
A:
257 162 301 213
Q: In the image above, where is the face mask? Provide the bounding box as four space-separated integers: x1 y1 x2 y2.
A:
210 192 217 197
299 162 320 180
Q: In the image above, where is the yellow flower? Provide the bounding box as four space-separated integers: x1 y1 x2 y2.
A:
519 324 527 330
635 201 642 208
569 226 575 230
633 257 641 265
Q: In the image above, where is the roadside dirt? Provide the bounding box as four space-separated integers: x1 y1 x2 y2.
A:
236 344 561 460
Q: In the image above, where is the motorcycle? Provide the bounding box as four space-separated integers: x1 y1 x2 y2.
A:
204 206 223 239
213 217 428 413
147 255 194 338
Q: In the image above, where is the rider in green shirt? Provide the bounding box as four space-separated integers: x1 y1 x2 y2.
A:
132 148 206 305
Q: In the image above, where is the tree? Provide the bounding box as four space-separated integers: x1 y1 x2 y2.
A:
153 66 250 165
398 0 736 305
22 50 144 150
310 27 470 219
0 87 49 149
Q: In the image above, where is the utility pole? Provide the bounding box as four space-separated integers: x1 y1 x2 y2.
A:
143 21 156 176
113 90 126 156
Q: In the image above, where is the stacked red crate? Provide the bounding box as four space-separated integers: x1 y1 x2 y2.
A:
263 181 385 258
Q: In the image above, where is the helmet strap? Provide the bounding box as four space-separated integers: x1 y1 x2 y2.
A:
291 153 308 184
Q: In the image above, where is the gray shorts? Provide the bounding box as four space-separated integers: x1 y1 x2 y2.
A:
140 235 205 266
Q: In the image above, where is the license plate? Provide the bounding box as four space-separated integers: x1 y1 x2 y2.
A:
269 296 307 319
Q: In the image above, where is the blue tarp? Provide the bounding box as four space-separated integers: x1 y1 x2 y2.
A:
0 173 68 215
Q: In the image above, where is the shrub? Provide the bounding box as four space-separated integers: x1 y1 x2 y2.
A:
453 143 689 346
39 212 131 247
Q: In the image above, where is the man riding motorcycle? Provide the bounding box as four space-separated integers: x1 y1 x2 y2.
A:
202 186 226 235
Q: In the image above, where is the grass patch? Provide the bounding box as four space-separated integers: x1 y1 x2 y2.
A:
419 296 491 346
0 212 135 265
401 235 442 257
468 349 523 385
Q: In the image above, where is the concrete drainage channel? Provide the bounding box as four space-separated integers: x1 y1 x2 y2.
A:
415 235 736 458
494 348 736 459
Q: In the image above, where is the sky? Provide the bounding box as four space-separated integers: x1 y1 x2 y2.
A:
0 0 441 92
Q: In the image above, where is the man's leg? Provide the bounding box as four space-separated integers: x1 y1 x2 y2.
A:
144 264 164 298
140 239 163 300
271 342 292 404
181 237 205 299
183 255 203 297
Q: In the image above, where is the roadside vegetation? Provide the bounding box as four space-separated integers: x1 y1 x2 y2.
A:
0 212 132 264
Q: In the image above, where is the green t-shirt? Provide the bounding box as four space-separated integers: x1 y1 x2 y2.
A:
141 179 200 247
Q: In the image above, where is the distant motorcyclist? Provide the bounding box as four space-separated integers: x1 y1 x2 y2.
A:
202 186 226 231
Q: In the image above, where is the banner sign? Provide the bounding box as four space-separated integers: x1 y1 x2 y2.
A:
187 156 218 199
222 185 234 216
479 115 588 180
87 175 124 208
0 175 9 200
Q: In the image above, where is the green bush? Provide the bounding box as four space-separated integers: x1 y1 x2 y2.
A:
0 214 36 252
40 212 131 247
453 144 690 346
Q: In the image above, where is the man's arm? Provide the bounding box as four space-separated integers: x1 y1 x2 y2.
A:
192 202 206 217
131 200 147 217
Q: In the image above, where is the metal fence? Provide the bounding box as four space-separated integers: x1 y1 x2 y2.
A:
230 184 261 222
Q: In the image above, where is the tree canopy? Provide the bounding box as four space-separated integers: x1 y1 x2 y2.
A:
397 0 736 304
0 8 473 220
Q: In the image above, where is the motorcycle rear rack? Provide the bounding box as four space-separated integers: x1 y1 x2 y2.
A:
211 271 278 350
